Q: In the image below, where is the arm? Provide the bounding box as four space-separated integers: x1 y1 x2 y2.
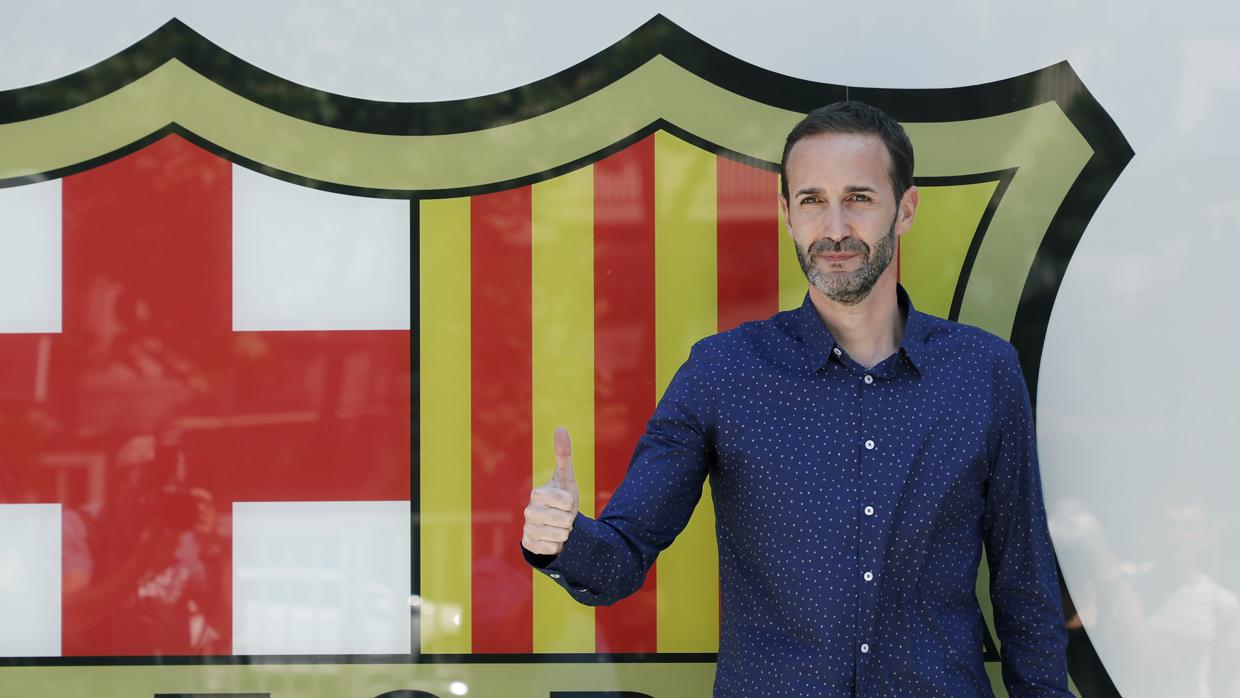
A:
982 344 1072 697
521 346 713 606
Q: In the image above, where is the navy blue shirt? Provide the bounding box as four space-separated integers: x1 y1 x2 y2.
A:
528 287 1070 697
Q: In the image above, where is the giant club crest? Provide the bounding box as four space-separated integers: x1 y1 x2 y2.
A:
0 14 1130 698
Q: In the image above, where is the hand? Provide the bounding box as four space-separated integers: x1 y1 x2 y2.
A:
521 426 580 556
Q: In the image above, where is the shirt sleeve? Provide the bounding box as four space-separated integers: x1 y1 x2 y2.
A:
982 343 1073 697
522 343 714 606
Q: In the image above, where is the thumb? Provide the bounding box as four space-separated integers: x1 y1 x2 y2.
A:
551 426 577 492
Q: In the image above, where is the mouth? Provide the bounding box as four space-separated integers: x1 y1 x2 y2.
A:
818 253 858 264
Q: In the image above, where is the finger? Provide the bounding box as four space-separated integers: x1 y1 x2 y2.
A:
521 534 561 556
530 487 575 512
525 502 576 528
525 523 572 544
552 426 576 489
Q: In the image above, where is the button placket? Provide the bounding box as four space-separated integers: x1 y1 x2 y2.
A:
856 356 880 671
856 364 888 671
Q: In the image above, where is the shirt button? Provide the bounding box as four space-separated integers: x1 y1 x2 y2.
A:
864 505 875 516
832 347 842 356
863 571 874 582
549 573 560 579
860 643 870 654
863 374 874 384
864 439 875 450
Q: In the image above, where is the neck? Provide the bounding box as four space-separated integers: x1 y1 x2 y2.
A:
808 273 904 369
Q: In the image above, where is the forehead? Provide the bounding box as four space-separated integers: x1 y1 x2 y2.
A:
785 132 892 191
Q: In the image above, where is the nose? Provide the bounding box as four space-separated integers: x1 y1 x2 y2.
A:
820 203 850 242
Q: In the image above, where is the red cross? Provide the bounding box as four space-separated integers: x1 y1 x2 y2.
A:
0 135 410 656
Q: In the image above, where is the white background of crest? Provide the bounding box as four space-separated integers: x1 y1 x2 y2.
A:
3 2 1239 695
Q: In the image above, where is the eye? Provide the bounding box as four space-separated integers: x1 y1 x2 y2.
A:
847 193 873 203
798 195 820 205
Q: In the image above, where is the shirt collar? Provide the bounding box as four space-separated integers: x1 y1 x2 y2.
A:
789 283 930 375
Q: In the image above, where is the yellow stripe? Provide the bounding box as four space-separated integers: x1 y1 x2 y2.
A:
653 130 720 652
777 192 807 311
0 662 718 697
531 166 597 653
898 181 999 318
418 197 472 654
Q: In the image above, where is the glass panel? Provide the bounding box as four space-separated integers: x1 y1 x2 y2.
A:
5 7 1202 697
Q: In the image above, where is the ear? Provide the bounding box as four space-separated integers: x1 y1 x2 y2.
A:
893 185 919 238
778 193 791 234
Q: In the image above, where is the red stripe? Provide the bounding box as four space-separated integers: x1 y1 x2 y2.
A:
60 135 233 655
23 134 408 658
716 157 779 331
0 334 56 502
470 188 534 653
593 136 659 653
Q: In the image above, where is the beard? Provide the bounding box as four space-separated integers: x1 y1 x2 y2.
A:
794 217 897 306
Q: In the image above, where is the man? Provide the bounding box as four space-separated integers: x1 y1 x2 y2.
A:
521 101 1070 697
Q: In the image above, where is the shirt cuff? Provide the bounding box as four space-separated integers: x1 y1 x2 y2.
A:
521 547 558 569
519 512 611 604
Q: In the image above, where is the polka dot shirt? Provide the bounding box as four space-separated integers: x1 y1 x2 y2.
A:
532 286 1071 697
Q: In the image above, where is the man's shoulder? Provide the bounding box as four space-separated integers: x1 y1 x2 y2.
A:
915 310 1020 367
689 307 803 361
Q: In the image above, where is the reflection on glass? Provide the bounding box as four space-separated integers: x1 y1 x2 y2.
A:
0 135 411 657
1052 499 1240 697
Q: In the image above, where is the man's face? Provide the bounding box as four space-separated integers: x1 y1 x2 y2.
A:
779 132 918 306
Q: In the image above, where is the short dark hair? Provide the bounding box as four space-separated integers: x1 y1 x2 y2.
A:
779 101 915 203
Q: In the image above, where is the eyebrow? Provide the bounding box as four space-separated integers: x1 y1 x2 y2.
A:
794 185 879 197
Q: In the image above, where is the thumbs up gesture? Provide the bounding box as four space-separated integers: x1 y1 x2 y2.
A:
521 427 580 556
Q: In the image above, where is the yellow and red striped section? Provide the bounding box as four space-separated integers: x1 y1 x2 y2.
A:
419 131 995 655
